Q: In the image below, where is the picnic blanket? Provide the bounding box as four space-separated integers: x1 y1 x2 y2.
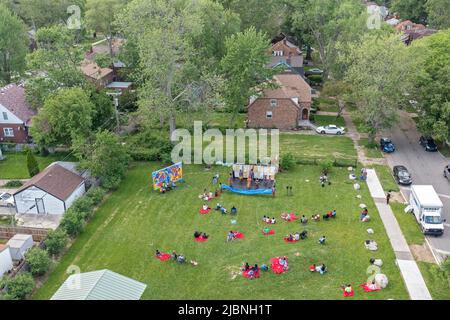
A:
281 213 298 221
309 265 316 272
360 283 381 293
194 236 209 242
270 257 289 274
343 290 354 297
243 268 260 279
199 208 211 214
234 232 244 239
156 253 171 261
284 237 299 243
262 230 275 235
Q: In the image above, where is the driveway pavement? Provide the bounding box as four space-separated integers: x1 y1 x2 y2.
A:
383 111 450 259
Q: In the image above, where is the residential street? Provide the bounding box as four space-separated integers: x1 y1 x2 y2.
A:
383 111 450 258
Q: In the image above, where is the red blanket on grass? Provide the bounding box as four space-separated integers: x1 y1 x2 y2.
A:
360 283 381 292
199 208 211 214
284 237 299 243
281 213 298 221
194 235 209 242
156 253 171 261
343 290 354 297
242 268 260 279
262 230 275 235
270 257 289 274
234 232 244 239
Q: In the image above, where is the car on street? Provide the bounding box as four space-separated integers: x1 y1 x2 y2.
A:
0 192 15 207
305 68 323 75
316 125 345 135
380 138 395 153
393 165 412 185
444 164 450 181
419 136 438 152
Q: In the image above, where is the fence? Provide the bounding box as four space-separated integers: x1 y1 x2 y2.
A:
0 226 50 242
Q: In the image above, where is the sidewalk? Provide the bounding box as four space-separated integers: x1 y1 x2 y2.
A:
366 169 432 300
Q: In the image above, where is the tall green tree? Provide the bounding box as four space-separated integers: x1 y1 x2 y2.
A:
0 4 28 84
425 0 450 29
409 30 450 143
26 149 39 177
220 27 277 124
390 0 428 24
343 33 414 143
30 87 94 147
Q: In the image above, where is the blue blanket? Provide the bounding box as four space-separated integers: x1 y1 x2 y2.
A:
221 184 273 195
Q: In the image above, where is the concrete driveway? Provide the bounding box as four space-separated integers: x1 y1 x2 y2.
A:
383 111 450 260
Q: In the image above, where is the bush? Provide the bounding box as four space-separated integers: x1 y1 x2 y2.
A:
85 187 106 206
25 247 51 276
280 153 296 171
320 160 333 173
3 180 23 188
44 229 68 256
60 210 84 237
26 149 40 177
70 196 94 220
0 273 35 300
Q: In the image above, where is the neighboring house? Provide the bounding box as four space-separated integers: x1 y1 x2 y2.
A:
395 20 426 32
6 234 34 261
80 61 114 90
13 163 86 215
401 28 438 45
51 269 147 300
268 37 304 76
0 83 36 144
85 38 125 61
0 244 13 278
247 73 312 130
106 81 133 92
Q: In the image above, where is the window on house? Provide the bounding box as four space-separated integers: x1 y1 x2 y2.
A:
266 111 273 119
270 99 277 107
2 112 7 120
3 128 14 137
272 50 284 56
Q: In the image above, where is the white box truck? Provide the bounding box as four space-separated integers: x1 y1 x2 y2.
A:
409 185 445 236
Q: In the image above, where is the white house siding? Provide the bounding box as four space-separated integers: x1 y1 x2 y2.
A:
64 182 86 209
0 104 23 124
14 186 65 215
0 247 13 278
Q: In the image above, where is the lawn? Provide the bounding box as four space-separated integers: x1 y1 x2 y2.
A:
0 152 72 179
34 162 408 300
312 115 346 128
390 203 424 246
369 165 399 192
359 139 383 159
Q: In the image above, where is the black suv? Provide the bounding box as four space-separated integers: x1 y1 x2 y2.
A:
419 136 438 152
393 165 412 185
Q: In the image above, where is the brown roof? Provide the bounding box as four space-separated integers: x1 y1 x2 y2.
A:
14 164 85 201
0 84 36 125
80 62 113 80
262 74 312 103
395 20 425 31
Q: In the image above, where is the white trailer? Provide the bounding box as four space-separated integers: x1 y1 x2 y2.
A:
6 234 34 261
409 185 445 236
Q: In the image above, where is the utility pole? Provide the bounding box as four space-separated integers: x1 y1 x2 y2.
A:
106 91 122 133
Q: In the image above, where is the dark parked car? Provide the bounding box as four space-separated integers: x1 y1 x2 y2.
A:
393 165 412 185
419 136 438 152
380 138 395 153
444 164 450 181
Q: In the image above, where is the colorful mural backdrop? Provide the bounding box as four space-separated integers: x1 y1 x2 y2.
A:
152 162 183 191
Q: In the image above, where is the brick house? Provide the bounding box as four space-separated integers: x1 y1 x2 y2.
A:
268 37 304 76
80 61 114 90
395 20 426 32
247 73 312 130
0 83 36 144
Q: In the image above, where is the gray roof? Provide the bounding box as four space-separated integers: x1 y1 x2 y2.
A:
6 234 33 249
51 269 147 300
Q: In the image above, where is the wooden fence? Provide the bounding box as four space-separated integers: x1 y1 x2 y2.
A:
0 226 50 242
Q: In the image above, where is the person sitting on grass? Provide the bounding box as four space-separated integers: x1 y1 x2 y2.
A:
261 264 268 271
283 213 292 221
342 284 353 295
215 190 220 197
177 254 186 264
293 232 300 241
194 231 202 238
367 280 379 291
286 234 294 242
331 209 337 218
319 235 326 245
227 231 236 242
279 257 289 270
172 250 178 261
271 217 276 224
263 227 270 235
243 262 250 271
208 191 214 199
323 213 330 220
215 203 222 211
316 263 327 275
309 264 316 272
155 249 161 257
202 232 209 239
311 214 321 221
301 215 308 224
221 207 227 215
360 208 368 220
263 215 268 223
300 230 308 240
202 204 210 211
231 206 237 215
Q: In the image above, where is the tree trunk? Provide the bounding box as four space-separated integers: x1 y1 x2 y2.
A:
169 114 177 143
337 99 345 118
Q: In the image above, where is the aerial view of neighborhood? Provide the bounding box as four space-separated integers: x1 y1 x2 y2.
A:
0 0 449 306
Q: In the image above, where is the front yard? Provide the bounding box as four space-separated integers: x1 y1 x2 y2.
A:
34 160 408 300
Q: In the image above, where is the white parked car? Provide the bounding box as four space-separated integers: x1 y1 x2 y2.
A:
316 125 345 135
0 192 15 207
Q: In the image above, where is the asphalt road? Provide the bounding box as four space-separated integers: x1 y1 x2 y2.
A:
383 112 450 259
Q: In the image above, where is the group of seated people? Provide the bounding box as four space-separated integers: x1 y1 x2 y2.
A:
285 231 308 242
323 210 337 220
215 203 237 215
199 189 220 201
360 208 370 222
201 204 211 211
277 256 289 271
156 249 197 265
227 230 237 242
159 181 177 193
281 213 296 221
242 263 260 278
262 216 276 224
194 231 208 239
310 263 327 275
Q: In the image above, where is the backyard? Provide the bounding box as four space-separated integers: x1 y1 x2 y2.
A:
35 159 408 300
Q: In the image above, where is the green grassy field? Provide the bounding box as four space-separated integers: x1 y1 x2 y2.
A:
369 165 400 193
0 153 72 179
359 139 383 159
34 162 408 300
